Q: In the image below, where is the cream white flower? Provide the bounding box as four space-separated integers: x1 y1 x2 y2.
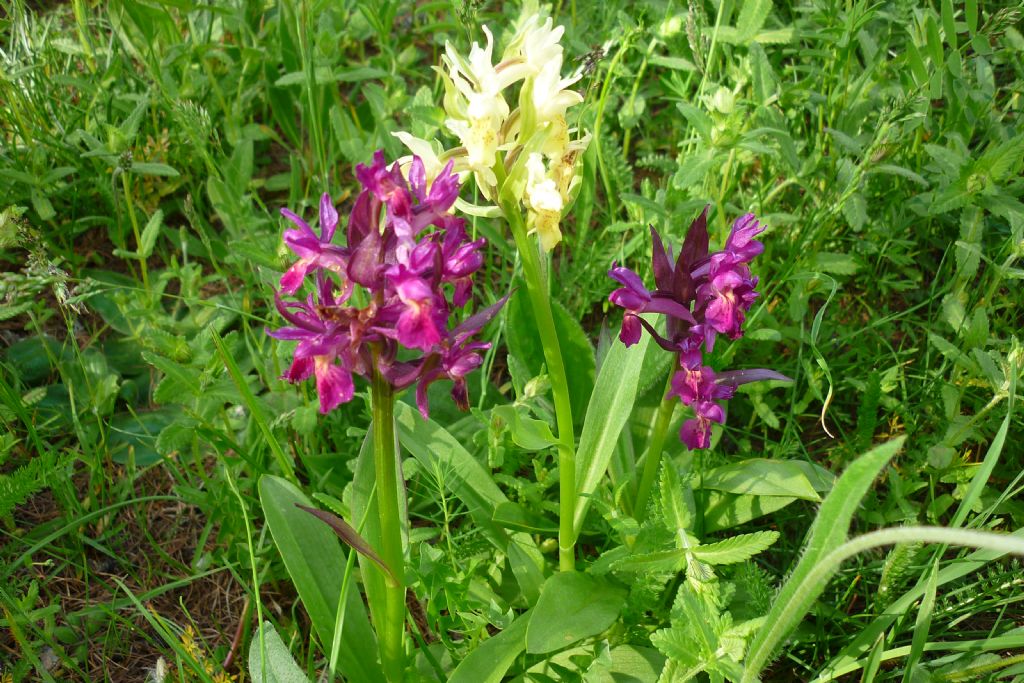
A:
524 153 565 251
531 58 584 124
499 15 566 83
392 132 446 179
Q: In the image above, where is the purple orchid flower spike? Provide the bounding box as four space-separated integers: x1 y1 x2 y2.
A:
607 206 790 451
269 150 501 418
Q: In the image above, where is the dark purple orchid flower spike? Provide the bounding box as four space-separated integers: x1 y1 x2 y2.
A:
608 207 790 450
268 151 501 415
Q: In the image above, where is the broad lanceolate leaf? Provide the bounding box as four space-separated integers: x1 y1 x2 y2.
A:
448 610 532 683
736 0 773 40
248 621 310 683
258 475 384 683
691 531 780 565
742 437 905 682
492 404 558 451
130 161 180 177
138 208 163 258
702 458 826 501
573 331 651 539
526 572 627 654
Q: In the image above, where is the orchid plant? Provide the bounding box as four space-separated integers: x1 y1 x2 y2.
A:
608 207 791 513
393 11 591 572
268 152 500 681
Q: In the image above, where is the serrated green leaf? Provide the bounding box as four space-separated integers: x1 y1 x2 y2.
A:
869 164 929 186
692 531 780 565
660 462 694 534
651 627 704 670
155 417 198 455
613 548 687 573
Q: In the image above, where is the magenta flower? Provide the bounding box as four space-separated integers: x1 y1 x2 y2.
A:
279 194 349 295
268 151 500 415
608 208 788 450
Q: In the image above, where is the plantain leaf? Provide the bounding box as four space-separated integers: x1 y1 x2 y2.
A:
248 621 310 683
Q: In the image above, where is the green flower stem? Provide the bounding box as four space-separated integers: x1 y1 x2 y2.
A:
371 367 406 683
120 171 150 295
498 197 577 572
633 372 676 516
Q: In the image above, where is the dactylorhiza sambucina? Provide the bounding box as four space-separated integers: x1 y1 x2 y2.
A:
608 208 789 450
268 150 503 416
393 12 590 253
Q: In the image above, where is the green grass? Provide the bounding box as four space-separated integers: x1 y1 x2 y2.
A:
2 0 1023 681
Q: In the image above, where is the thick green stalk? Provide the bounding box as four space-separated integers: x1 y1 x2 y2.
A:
371 370 405 682
499 199 577 571
633 372 676 516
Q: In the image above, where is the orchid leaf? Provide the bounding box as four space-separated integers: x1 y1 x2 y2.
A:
573 330 651 539
258 475 384 682
296 504 398 586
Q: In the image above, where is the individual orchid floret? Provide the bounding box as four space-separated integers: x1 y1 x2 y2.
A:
607 206 789 450
269 150 502 416
413 295 507 419
267 293 355 413
530 59 584 124
523 153 565 251
278 194 348 295
500 14 567 81
671 365 733 450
